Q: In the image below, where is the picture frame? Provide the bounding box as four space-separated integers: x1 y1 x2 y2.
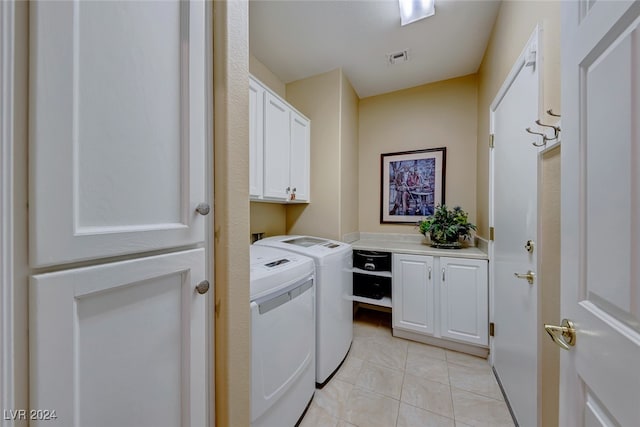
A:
380 147 446 224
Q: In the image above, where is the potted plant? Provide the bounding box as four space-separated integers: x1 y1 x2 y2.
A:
418 205 477 249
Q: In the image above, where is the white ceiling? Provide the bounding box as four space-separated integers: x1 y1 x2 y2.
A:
249 0 501 98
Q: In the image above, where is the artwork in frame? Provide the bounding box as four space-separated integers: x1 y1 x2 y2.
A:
380 147 446 224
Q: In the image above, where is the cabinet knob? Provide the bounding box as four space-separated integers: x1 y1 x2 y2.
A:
292 187 296 193
195 203 210 216
286 187 291 193
196 280 210 295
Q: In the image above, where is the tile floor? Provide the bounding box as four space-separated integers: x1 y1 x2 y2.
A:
300 309 515 427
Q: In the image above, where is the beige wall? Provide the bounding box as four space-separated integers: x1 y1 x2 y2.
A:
213 1 250 425
248 55 288 238
250 202 286 237
358 75 478 233
476 1 561 237
249 53 286 99
539 145 561 427
339 71 360 238
286 69 343 240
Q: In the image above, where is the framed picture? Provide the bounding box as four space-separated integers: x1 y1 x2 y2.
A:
380 147 446 224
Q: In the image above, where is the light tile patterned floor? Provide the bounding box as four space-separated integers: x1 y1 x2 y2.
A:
300 309 515 427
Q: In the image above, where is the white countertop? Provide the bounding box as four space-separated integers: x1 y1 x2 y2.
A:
347 233 488 260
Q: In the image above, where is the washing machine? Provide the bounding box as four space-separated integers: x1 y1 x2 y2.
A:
255 235 353 385
250 245 316 427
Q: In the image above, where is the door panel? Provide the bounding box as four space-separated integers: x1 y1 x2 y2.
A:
561 1 640 425
30 0 206 267
392 254 434 335
249 78 265 198
263 93 290 200
491 30 540 427
440 258 488 346
30 249 207 427
289 111 310 202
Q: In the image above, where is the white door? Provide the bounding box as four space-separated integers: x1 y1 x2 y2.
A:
30 249 207 427
491 30 540 426
392 254 435 335
289 111 310 202
559 1 640 425
28 1 211 426
263 92 291 200
30 0 207 267
440 258 488 346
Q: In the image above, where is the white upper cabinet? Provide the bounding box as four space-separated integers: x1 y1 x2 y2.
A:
250 75 310 203
249 78 265 198
30 0 207 267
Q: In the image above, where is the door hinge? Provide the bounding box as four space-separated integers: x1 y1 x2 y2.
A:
489 322 495 337
489 227 495 241
489 134 495 149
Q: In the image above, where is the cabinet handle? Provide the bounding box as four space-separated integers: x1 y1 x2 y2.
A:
286 187 291 193
292 187 296 193
442 268 445 282
428 266 432 280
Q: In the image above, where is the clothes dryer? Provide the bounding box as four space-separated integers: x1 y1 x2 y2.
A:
250 245 315 427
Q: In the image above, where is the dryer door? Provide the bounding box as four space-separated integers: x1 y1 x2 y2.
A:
251 276 315 423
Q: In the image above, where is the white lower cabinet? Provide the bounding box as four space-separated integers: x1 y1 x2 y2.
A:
392 253 488 347
440 257 489 346
392 254 435 335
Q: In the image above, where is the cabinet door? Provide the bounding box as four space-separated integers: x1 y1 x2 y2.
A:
249 78 264 198
392 254 435 335
30 249 207 427
263 93 291 200
30 0 206 267
289 111 310 202
440 257 488 346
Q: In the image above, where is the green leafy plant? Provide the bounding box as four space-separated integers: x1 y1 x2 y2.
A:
418 205 477 244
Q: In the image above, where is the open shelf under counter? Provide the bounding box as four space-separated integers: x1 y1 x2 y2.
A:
352 295 392 308
351 267 392 278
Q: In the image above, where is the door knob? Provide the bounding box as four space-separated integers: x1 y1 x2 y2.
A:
196 280 210 295
195 203 210 216
544 319 576 350
514 271 535 285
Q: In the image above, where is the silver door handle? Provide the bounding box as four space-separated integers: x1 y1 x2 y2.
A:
442 268 445 282
195 203 210 216
514 271 535 285
428 266 431 280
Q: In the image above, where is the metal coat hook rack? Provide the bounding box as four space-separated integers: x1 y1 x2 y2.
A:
526 110 561 147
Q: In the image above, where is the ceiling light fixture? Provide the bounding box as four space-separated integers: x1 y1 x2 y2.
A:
398 0 435 26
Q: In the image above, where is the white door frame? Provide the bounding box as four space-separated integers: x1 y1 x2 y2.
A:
489 25 543 367
204 1 215 424
1 0 17 417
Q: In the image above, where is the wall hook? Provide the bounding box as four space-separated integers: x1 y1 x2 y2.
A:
535 119 561 140
526 127 548 147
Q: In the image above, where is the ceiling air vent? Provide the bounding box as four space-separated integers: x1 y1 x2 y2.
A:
387 50 409 65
